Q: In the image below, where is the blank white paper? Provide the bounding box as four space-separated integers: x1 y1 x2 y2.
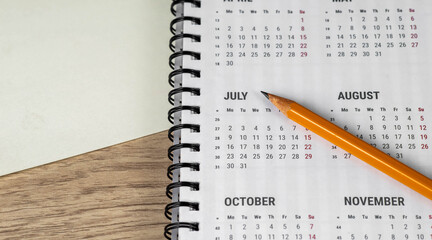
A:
0 0 172 176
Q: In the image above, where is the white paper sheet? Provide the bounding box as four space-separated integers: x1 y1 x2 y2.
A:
0 0 172 176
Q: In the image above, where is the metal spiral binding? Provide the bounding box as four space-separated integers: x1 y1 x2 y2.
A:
165 0 201 239
165 201 200 220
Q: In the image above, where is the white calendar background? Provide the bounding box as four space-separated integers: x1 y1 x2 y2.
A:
177 0 432 239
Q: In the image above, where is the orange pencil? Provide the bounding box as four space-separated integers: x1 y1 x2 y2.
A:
261 91 432 201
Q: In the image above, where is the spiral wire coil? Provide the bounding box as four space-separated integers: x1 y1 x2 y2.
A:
164 0 201 239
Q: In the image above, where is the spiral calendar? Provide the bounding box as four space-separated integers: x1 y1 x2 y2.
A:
166 0 432 239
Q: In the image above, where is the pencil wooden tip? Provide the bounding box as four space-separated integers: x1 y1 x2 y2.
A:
261 91 269 99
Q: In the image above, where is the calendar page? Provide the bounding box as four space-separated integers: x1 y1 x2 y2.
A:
177 0 432 239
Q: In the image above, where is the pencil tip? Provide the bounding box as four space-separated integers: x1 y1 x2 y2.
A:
261 91 269 99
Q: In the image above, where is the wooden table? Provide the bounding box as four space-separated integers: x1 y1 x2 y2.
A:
0 131 170 239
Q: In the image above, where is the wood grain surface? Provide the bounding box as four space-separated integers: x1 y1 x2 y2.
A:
0 131 170 240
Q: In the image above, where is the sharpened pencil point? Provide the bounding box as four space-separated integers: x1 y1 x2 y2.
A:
261 91 269 99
